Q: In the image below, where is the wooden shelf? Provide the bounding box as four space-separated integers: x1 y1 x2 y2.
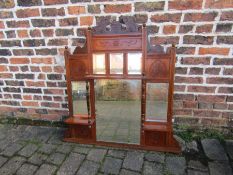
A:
65 115 94 125
143 122 170 132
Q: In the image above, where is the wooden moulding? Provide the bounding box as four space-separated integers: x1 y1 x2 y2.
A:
63 19 181 153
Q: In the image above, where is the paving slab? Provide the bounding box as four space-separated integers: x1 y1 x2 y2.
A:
1 142 23 157
143 161 163 175
120 169 141 175
34 163 57 175
56 144 73 154
18 144 39 157
57 152 85 175
76 160 100 175
73 146 90 154
188 160 208 172
122 151 144 172
28 153 48 165
38 143 57 155
0 155 8 167
225 140 233 160
201 139 228 161
108 149 126 159
166 156 186 175
144 152 165 163
187 169 209 175
16 163 38 175
101 157 122 174
208 162 232 175
87 148 107 162
47 152 66 165
0 156 26 175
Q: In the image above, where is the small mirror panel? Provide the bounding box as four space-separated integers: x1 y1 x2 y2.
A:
128 52 142 75
93 53 105 74
110 53 123 74
72 81 91 115
146 83 168 122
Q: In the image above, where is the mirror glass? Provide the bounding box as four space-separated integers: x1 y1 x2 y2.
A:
95 79 141 144
146 83 168 122
93 53 105 74
72 81 91 115
128 52 142 74
110 53 123 74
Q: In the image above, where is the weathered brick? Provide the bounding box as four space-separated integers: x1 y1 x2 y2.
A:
0 40 21 47
35 49 57 55
30 29 41 37
20 65 29 72
23 39 45 47
175 76 203 84
223 68 233 75
207 77 233 84
71 0 90 2
17 0 42 6
0 31 4 39
163 25 176 34
80 16 93 26
6 20 30 28
17 30 29 38
134 14 148 23
218 87 233 94
216 24 232 32
10 58 30 64
16 73 34 79
3 87 21 93
5 30 16 38
0 57 8 64
22 101 39 107
104 4 131 13
147 25 159 34
150 36 179 45
44 0 68 5
88 5 100 14
213 58 233 65
31 19 55 27
220 11 233 21
0 49 11 56
26 81 45 87
23 88 42 94
31 57 53 64
169 0 202 10
41 8 65 16
189 67 203 75
183 101 198 109
68 6 86 15
217 36 233 44
151 13 181 23
0 11 13 18
44 89 64 95
178 25 193 33
184 12 217 22
135 2 164 12
56 29 74 36
196 24 213 33
183 35 213 45
48 39 68 46
199 47 230 55
193 110 221 118
13 49 34 56
175 67 187 74
174 109 192 115
16 8 40 18
0 0 15 8
0 21 5 29
177 47 195 55
0 65 8 72
188 86 215 93
227 96 233 102
47 74 62 80
42 29 54 37
30 66 41 72
59 17 78 26
9 66 19 72
205 0 233 8
199 102 213 110
214 103 228 110
205 68 221 75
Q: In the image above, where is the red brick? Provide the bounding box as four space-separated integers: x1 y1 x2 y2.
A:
174 94 195 101
188 86 216 93
54 66 64 73
42 29 54 37
163 25 176 34
207 77 233 84
44 0 68 5
214 103 228 110
175 76 203 84
41 102 60 108
223 68 233 75
184 12 217 22
174 109 192 116
31 57 53 64
47 39 68 46
22 101 39 107
80 16 93 26
9 66 19 72
0 65 8 72
198 102 213 109
177 47 195 55
0 31 4 39
220 11 233 21
214 58 233 65
205 68 221 75
218 87 233 94
0 21 5 29
205 0 233 8
196 24 213 33
169 0 203 10
25 81 45 87
44 89 64 95
10 57 30 64
30 29 41 37
200 118 227 126
174 101 183 109
178 25 193 33
17 30 29 38
174 85 186 92
16 8 40 18
42 7 65 17
189 67 203 75
175 67 188 74
41 66 52 72
199 47 230 55
193 109 221 118
23 95 32 100
6 20 30 28
151 13 181 23
135 2 164 12
59 17 78 26
197 95 226 103
150 36 179 45
104 4 131 13
67 6 86 15
181 57 211 65
183 101 198 109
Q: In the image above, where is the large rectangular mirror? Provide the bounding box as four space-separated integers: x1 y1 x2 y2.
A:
128 52 142 74
110 53 123 74
93 53 105 74
95 79 141 144
72 81 91 115
146 83 169 122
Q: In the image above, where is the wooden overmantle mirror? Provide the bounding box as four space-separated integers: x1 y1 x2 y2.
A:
63 18 181 153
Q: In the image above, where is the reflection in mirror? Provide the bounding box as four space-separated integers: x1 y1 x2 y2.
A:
110 53 123 74
95 79 141 144
72 81 91 115
128 52 142 74
93 53 105 74
146 83 168 122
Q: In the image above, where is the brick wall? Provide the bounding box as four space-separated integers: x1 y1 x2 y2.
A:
0 0 232 127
